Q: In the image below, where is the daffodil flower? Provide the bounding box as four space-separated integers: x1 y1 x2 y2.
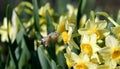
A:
0 10 18 43
67 4 77 19
64 47 75 68
65 47 98 69
39 3 53 17
78 19 110 39
0 17 17 43
98 35 120 69
0 18 10 42
111 26 120 40
61 20 75 44
38 3 54 25
80 34 101 56
56 16 67 33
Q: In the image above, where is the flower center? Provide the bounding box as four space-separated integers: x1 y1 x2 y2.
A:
76 62 88 69
111 48 120 60
81 43 93 55
62 31 68 44
89 29 100 39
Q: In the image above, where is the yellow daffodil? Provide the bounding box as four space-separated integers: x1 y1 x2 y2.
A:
98 35 120 69
79 14 87 28
65 47 98 69
78 19 110 39
56 16 67 33
80 34 101 56
61 20 75 44
67 4 77 19
38 3 54 25
64 47 75 68
0 18 10 42
111 26 120 40
39 3 53 17
0 17 17 42
62 31 68 44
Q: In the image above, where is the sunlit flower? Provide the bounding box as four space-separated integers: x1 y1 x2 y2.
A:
67 4 77 19
78 19 109 39
111 26 120 40
39 3 53 17
80 34 101 56
62 31 68 44
61 20 75 44
56 16 66 33
64 47 75 68
0 17 17 42
98 35 120 69
65 47 97 69
79 14 87 28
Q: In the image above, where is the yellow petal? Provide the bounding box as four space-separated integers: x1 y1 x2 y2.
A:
62 31 68 44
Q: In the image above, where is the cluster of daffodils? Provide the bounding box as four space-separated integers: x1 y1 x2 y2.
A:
57 7 120 69
1 2 120 69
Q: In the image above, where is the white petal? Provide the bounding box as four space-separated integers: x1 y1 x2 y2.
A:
105 35 118 48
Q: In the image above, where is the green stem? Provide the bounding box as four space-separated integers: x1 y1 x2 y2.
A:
108 17 119 26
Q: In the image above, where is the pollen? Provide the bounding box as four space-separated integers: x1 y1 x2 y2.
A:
111 48 120 60
81 43 93 55
75 62 88 69
62 31 68 44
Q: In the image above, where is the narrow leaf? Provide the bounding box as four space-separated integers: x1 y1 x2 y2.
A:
32 0 40 32
76 0 86 29
37 47 52 69
18 39 30 69
46 10 54 34
51 60 57 69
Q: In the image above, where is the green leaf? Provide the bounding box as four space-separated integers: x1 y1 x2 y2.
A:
76 0 86 29
57 65 64 69
7 48 16 69
46 10 54 34
18 39 30 69
32 0 40 32
16 28 25 44
51 60 57 69
37 47 52 69
116 10 120 25
57 52 67 69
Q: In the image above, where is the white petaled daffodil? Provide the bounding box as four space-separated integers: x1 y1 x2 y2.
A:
64 47 98 69
73 53 98 69
61 20 79 49
0 18 10 42
78 19 110 39
67 4 77 20
61 20 75 44
80 34 101 56
111 26 120 40
56 16 67 34
0 17 17 43
38 3 54 24
98 35 120 69
39 3 53 17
